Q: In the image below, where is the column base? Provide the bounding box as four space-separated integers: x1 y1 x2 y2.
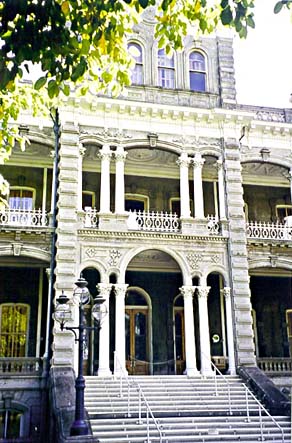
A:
227 367 236 375
200 367 214 377
97 368 113 377
114 368 128 377
184 368 200 377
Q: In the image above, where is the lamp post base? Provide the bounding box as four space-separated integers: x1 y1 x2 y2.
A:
70 420 89 436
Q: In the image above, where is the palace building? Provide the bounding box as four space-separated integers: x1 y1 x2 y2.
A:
0 8 291 442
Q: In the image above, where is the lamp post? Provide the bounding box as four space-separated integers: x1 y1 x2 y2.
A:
54 277 106 436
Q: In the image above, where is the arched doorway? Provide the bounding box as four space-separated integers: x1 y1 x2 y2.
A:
81 267 101 375
125 287 151 375
125 248 183 375
173 294 185 374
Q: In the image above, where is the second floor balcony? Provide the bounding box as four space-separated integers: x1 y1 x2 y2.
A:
0 207 49 229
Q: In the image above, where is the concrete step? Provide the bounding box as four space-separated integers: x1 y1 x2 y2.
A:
84 375 291 443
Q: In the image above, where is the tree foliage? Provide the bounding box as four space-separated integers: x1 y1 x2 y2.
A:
0 0 256 97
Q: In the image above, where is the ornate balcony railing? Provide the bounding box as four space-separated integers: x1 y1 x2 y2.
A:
207 215 221 235
257 358 292 374
0 208 48 228
0 357 42 374
246 220 292 241
133 210 180 233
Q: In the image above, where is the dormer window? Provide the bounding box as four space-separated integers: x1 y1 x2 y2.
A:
128 42 144 85
189 51 206 92
158 49 175 89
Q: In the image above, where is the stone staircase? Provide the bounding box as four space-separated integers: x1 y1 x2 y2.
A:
84 375 291 442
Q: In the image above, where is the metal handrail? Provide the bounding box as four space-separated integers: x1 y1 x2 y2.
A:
208 357 232 415
242 383 285 442
114 352 163 443
207 356 284 442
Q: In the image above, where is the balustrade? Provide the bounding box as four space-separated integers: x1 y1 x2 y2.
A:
247 220 292 241
0 208 48 227
0 357 42 374
257 358 292 373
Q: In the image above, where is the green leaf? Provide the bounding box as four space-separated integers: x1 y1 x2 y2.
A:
47 79 59 98
246 15 255 28
220 6 233 25
71 59 87 82
81 39 90 55
34 76 47 90
274 1 284 13
139 0 148 8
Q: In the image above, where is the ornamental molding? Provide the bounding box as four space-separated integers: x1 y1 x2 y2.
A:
81 128 132 144
108 249 122 267
187 252 203 270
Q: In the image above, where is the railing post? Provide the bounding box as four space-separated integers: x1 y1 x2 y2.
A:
146 409 150 443
138 389 142 424
259 405 264 441
245 387 250 422
127 384 130 417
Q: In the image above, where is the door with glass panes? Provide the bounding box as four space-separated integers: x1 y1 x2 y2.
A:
125 308 149 375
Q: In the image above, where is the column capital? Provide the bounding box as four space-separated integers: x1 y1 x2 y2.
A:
114 146 127 162
99 144 112 161
46 268 51 278
192 154 205 169
179 285 194 298
216 158 223 170
97 283 112 298
196 286 211 299
79 144 86 157
114 284 128 297
222 287 231 299
176 152 191 168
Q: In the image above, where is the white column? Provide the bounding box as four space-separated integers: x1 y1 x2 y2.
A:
42 168 47 216
97 283 112 376
217 159 227 220
77 145 86 211
114 284 128 375
114 146 127 214
176 153 191 218
222 287 236 375
289 168 292 203
180 286 199 376
196 286 213 375
99 144 112 214
36 270 43 358
50 150 56 214
192 154 205 219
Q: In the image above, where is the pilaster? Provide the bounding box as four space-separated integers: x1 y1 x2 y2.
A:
224 138 256 367
53 122 80 367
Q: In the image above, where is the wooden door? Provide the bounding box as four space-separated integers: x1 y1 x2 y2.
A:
126 308 149 375
286 309 292 357
174 308 185 375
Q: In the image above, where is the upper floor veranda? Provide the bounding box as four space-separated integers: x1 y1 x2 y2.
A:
1 102 292 247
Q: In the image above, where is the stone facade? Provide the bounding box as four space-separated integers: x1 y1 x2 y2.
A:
0 13 292 441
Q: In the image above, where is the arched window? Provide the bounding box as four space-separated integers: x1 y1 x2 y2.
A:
189 51 206 92
128 42 144 85
0 304 30 357
158 49 175 88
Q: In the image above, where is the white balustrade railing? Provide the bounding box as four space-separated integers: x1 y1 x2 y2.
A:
207 215 220 235
0 208 48 227
129 210 180 233
0 357 42 374
83 207 99 228
257 358 292 373
247 220 292 241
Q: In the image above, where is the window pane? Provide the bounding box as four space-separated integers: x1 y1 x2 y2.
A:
158 68 175 88
9 189 33 210
189 52 205 71
135 312 147 360
0 305 29 357
190 72 206 92
129 43 143 85
158 49 174 68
